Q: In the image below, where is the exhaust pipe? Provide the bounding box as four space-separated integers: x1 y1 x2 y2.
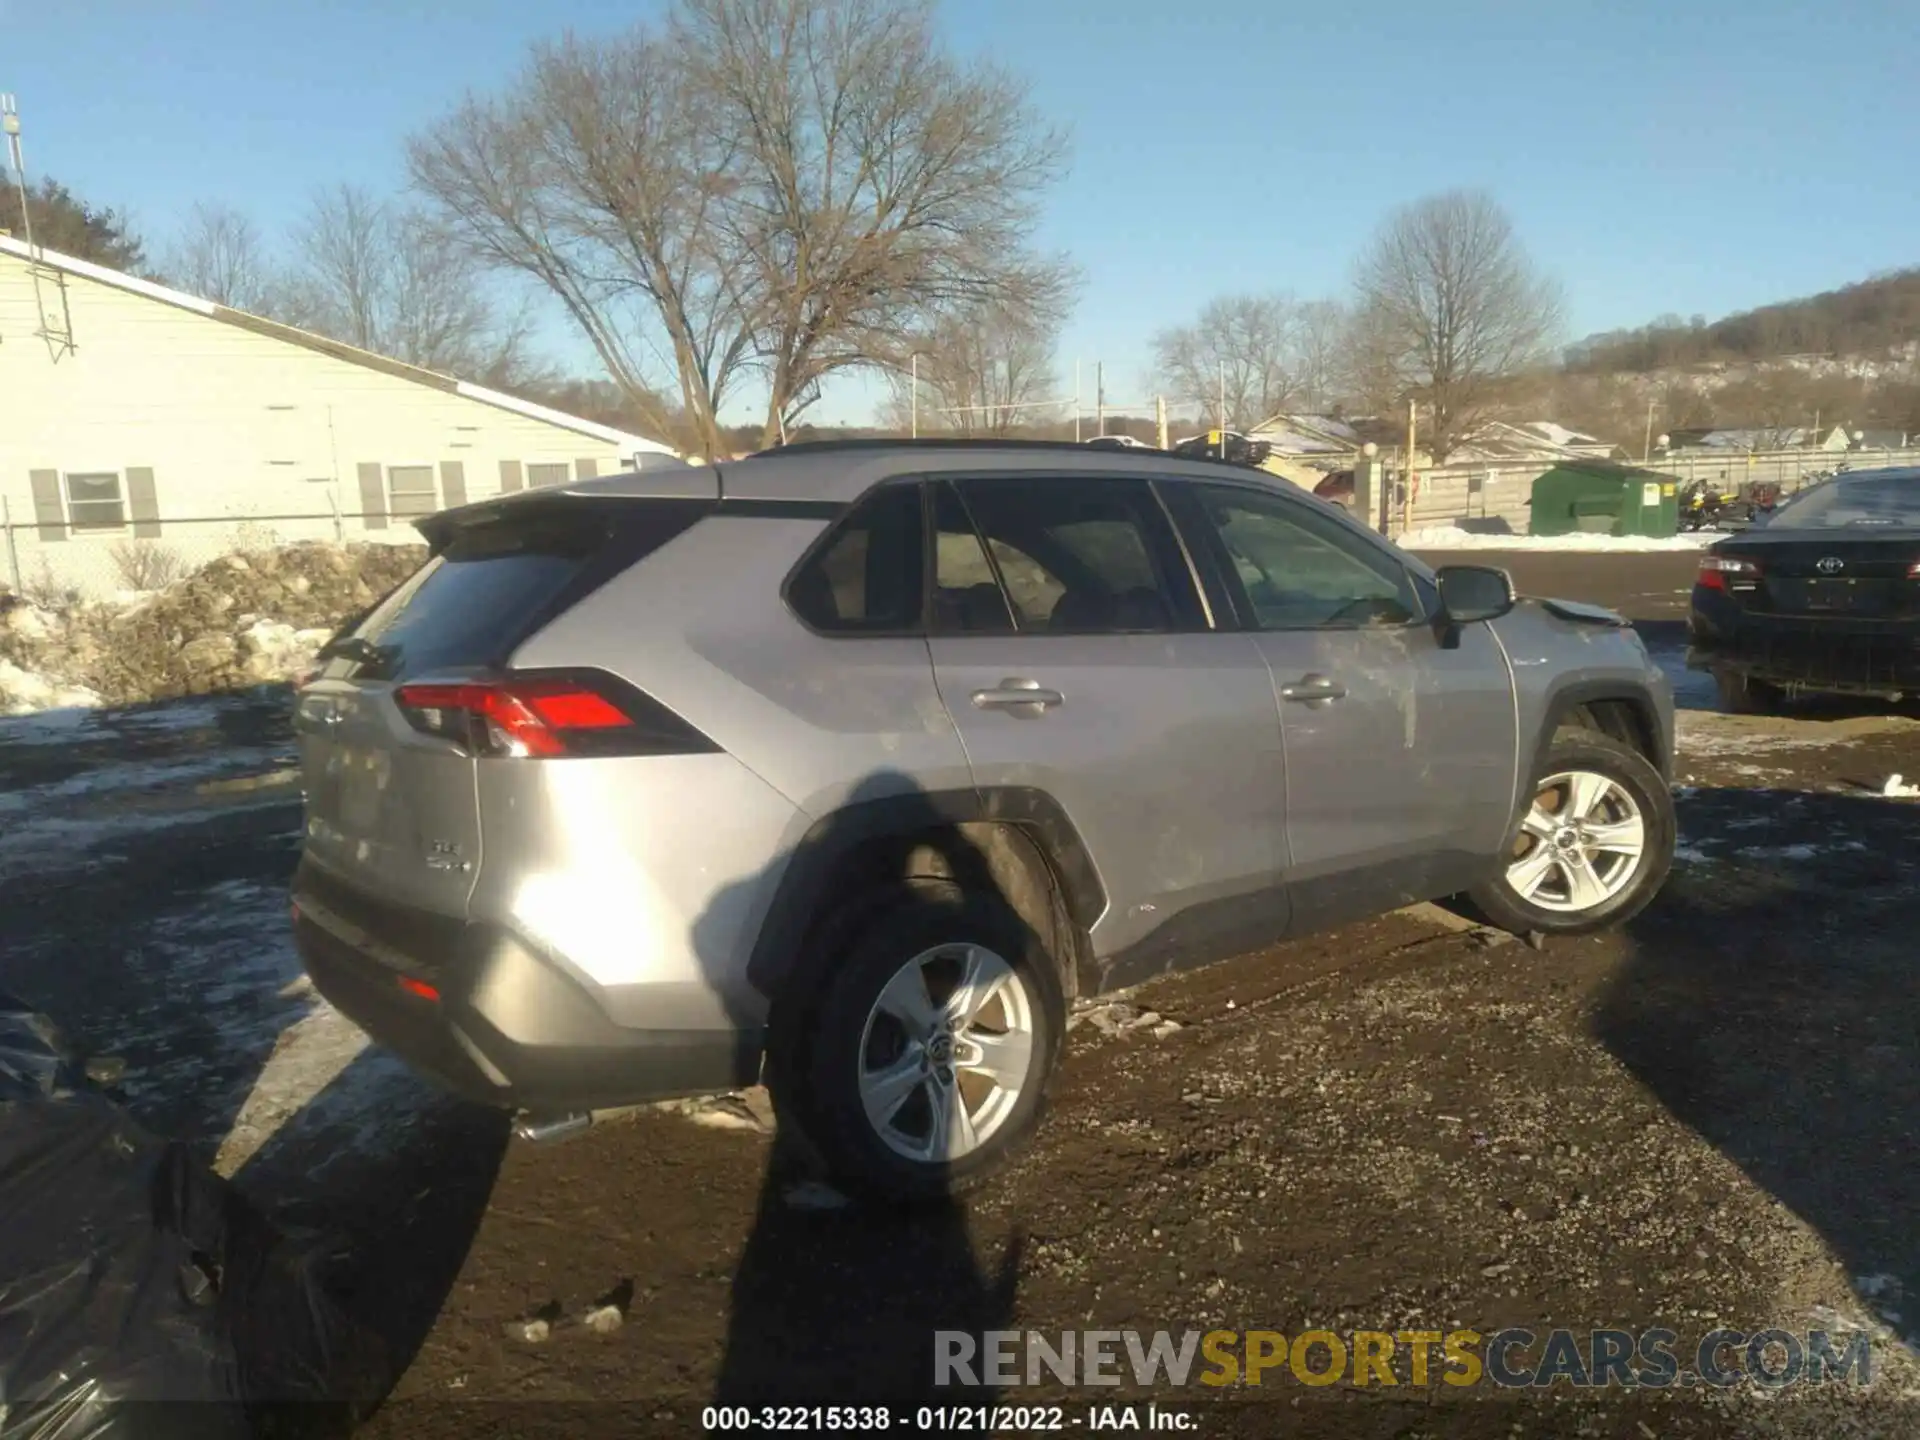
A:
514 1111 592 1144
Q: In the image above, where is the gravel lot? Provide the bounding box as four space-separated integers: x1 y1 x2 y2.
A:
5 548 1919 1437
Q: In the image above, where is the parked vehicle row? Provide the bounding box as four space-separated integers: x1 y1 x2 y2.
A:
1690 465 1920 712
292 439 1676 1203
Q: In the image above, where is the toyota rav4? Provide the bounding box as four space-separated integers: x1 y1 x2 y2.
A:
291 440 1676 1203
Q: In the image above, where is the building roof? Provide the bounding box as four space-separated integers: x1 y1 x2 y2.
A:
1247 412 1363 456
1516 420 1614 451
0 234 676 458
1672 425 1845 451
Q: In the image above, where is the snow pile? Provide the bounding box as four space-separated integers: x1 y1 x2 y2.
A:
0 658 103 716
0 540 425 711
240 619 338 685
1399 525 1717 552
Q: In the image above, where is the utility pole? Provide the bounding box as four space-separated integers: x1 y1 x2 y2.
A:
1217 362 1226 453
2 95 33 251
910 354 918 439
1156 394 1168 451
1096 362 1105 437
1074 360 1082 443
1403 398 1418 535
1643 399 1656 463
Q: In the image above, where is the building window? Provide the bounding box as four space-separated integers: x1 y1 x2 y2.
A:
387 465 438 518
526 462 570 489
65 473 127 531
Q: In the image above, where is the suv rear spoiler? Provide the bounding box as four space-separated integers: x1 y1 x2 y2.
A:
414 466 725 554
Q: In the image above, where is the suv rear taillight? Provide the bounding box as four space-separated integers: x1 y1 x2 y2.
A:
1697 555 1761 591
394 671 716 759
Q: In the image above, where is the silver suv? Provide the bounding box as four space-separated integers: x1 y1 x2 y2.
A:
291 440 1675 1202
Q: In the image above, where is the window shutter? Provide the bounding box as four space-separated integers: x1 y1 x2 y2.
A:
574 457 599 481
126 467 162 538
439 461 467 510
356 463 388 530
28 470 66 542
498 459 524 494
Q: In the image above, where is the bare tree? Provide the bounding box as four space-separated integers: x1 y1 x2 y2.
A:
1153 294 1306 429
1352 190 1562 462
880 299 1064 434
280 183 549 390
1292 300 1349 412
408 0 1073 455
161 202 280 312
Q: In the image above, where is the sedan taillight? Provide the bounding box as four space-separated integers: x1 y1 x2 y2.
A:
1697 555 1761 591
394 671 716 759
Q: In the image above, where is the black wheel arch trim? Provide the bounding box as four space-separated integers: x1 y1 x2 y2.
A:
744 785 1106 1000
1523 680 1674 817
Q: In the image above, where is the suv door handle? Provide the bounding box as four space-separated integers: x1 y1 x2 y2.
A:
972 678 1064 713
1280 673 1347 704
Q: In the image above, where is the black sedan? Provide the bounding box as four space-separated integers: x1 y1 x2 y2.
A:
1688 466 1920 713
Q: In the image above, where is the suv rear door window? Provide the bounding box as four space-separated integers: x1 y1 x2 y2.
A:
931 481 1016 634
953 477 1201 634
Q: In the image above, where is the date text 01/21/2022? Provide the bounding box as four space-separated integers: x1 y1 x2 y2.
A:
699 1405 1196 1431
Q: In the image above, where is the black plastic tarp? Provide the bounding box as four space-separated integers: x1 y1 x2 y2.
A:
0 992 388 1439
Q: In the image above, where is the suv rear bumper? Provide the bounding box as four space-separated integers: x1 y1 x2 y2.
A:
291 860 763 1113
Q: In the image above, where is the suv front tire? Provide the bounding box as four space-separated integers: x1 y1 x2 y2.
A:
1469 728 1675 937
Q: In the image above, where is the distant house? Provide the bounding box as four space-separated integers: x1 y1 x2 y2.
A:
1243 413 1365 489
1430 421 1621 468
1667 425 1852 454
1853 428 1911 450
1511 421 1623 460
1 234 678 596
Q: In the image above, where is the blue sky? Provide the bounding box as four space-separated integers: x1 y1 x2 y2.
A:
5 0 1918 426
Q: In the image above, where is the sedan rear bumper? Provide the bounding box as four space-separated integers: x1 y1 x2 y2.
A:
292 859 763 1114
1687 618 1920 698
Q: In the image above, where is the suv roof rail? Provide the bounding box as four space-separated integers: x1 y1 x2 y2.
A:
740 436 1270 470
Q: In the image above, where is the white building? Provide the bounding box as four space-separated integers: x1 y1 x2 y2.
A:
1 235 677 595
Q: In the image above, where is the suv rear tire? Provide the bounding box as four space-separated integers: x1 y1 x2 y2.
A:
1468 728 1674 937
788 880 1064 1205
1715 669 1786 716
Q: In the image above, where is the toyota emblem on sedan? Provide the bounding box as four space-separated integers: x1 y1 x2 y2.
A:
1816 556 1845 574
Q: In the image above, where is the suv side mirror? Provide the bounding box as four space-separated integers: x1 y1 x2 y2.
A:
1434 565 1516 625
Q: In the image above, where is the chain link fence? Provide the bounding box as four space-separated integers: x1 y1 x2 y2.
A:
0 512 425 605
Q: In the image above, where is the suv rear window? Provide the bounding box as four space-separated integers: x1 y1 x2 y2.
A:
324 502 705 681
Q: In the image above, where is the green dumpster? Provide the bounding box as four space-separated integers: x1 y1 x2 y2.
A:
1528 461 1680 538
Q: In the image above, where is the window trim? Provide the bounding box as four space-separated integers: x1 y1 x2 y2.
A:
63 470 129 534
1172 477 1432 634
945 471 1213 637
927 478 1018 636
385 462 441 520
780 476 930 639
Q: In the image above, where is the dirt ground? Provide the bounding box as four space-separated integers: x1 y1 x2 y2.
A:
9 549 1920 1437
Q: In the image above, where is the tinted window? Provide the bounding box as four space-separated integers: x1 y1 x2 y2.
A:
930 482 1015 634
1766 474 1920 529
334 504 700 680
1193 484 1420 629
788 483 925 632
955 478 1193 634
